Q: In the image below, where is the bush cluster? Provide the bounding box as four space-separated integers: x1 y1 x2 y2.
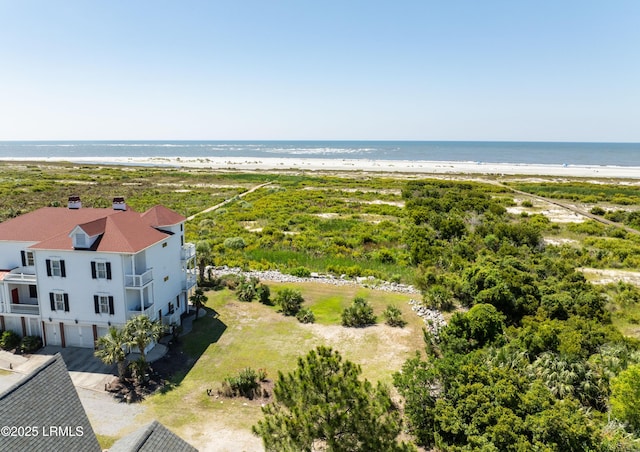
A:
222 367 261 399
296 307 316 324
0 330 20 351
341 297 376 328
382 305 406 327
274 288 304 316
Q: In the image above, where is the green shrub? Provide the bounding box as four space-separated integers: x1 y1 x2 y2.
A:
0 330 20 351
521 200 533 208
235 276 258 302
341 297 376 327
382 305 406 327
590 206 605 215
223 237 247 250
275 288 304 316
289 266 311 278
296 307 316 324
256 283 271 305
19 335 42 353
224 367 260 398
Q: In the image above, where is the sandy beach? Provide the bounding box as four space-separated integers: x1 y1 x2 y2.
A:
2 156 640 179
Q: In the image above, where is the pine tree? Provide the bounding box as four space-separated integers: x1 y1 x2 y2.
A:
253 346 414 451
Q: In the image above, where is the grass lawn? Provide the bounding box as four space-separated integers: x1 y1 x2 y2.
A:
141 282 425 441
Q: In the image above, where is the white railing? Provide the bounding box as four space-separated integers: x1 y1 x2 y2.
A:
183 273 197 290
181 243 196 260
125 268 153 287
9 303 40 315
127 303 154 320
4 272 37 283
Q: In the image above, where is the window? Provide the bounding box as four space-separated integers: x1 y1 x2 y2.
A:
162 242 168 248
94 295 114 315
49 292 69 312
75 233 86 248
91 261 112 280
168 302 175 314
29 285 37 298
21 250 35 266
46 259 66 277
164 275 169 282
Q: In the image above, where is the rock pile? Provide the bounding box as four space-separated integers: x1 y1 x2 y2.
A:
409 299 446 338
205 266 420 295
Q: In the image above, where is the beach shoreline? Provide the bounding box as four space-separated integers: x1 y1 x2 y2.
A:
1 156 639 179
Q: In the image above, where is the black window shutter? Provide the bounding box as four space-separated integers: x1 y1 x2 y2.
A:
108 296 114 315
46 259 52 276
63 293 69 312
91 262 97 279
21 251 26 266
60 260 66 277
106 262 112 280
49 293 55 310
177 295 180 308
94 296 99 314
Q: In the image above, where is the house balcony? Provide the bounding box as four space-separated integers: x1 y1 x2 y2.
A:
125 269 153 288
183 272 197 291
9 303 40 315
181 243 196 261
3 267 37 283
127 303 155 320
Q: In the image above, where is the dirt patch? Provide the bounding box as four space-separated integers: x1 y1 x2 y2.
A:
543 237 579 246
580 268 640 286
506 197 586 223
300 323 413 372
181 424 264 452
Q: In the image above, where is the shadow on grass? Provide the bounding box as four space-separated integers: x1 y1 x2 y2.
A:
156 307 227 393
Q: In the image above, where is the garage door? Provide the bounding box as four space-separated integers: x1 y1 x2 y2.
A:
64 325 94 348
45 323 62 346
95 326 109 341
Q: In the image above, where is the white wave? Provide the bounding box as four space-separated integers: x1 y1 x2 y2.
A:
263 147 375 155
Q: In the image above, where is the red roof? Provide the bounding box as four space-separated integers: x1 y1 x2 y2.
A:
141 205 186 227
0 206 184 253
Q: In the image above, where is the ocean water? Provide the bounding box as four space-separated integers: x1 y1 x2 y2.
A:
0 141 638 166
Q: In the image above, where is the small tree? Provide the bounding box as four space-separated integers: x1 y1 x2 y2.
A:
236 276 258 302
611 364 640 432
342 297 376 327
94 326 129 382
124 315 164 364
383 305 406 327
253 346 413 451
196 240 212 284
296 307 315 324
190 288 207 320
256 283 271 305
274 288 304 316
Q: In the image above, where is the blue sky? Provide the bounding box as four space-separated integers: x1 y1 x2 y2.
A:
1 1 639 141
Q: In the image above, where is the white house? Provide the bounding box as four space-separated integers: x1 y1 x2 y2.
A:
0 197 197 348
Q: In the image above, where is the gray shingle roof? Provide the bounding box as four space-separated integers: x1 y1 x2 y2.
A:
109 420 198 452
0 353 101 452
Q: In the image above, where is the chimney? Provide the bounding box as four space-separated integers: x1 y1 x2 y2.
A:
68 196 81 209
113 197 127 211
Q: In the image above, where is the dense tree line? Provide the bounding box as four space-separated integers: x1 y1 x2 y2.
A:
394 180 640 450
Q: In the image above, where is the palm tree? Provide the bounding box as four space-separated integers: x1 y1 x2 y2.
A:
124 315 164 363
94 326 129 382
189 288 207 320
196 240 212 284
